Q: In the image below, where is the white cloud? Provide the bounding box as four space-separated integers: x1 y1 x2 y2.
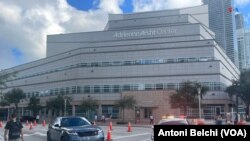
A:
0 0 123 70
99 0 124 14
235 0 250 6
133 0 202 12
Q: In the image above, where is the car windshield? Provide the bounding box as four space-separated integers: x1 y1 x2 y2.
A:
61 117 91 127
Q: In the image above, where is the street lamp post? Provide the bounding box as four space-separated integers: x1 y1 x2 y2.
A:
233 82 240 124
197 86 202 119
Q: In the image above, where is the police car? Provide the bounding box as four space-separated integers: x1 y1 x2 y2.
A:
151 115 189 141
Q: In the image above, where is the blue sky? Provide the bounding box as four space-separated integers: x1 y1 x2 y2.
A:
66 0 134 13
0 0 250 70
66 0 250 27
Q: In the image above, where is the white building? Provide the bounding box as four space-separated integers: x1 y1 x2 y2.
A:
203 0 239 67
245 29 250 69
0 5 240 120
235 13 247 70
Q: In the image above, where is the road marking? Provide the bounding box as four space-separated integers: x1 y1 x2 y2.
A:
24 132 47 137
37 129 48 131
140 139 151 141
112 133 151 139
0 135 4 141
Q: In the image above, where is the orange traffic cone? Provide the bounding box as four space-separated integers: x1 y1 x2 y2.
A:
106 128 112 141
127 122 132 132
0 121 3 128
109 122 113 130
42 120 46 127
29 123 33 130
34 120 37 126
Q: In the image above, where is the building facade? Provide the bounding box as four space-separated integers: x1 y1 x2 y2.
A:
235 13 247 70
245 29 250 69
203 0 239 67
0 5 240 121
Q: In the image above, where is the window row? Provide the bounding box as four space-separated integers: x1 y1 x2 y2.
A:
11 57 216 81
24 82 225 98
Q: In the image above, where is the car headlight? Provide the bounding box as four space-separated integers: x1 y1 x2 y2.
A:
97 130 104 138
66 130 78 136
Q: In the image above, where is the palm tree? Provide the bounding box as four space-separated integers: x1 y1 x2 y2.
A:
115 95 137 121
170 81 208 116
27 96 42 116
3 88 26 109
79 96 98 120
226 70 250 116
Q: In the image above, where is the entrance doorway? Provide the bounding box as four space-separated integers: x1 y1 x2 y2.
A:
143 108 152 118
215 106 221 115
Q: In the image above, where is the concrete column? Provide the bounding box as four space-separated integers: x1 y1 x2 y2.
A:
48 109 52 118
98 104 102 116
59 110 62 116
21 107 24 116
225 104 229 113
72 105 75 116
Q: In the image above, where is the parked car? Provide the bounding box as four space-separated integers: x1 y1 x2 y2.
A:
151 116 190 141
47 116 104 141
20 115 36 122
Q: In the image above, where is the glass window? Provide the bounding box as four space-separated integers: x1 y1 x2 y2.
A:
40 91 44 97
167 59 175 63
138 84 145 90
72 86 76 94
60 88 65 95
188 58 197 62
45 90 49 96
156 83 163 90
199 57 208 61
94 85 100 93
77 86 81 94
36 92 39 97
132 84 139 91
178 58 187 63
81 63 88 67
156 59 164 64
70 64 77 68
167 83 176 90
113 85 120 93
144 60 152 64
123 84 131 91
55 88 59 95
124 61 132 65
102 62 110 67
65 87 70 94
50 89 54 96
102 105 119 119
214 83 221 91
113 61 121 66
84 86 91 94
91 62 99 67
178 83 184 90
103 85 111 93
145 84 153 90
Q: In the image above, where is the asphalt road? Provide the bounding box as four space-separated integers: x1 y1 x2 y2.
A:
0 122 152 141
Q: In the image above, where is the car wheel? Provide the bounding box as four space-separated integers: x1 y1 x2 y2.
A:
61 136 67 141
